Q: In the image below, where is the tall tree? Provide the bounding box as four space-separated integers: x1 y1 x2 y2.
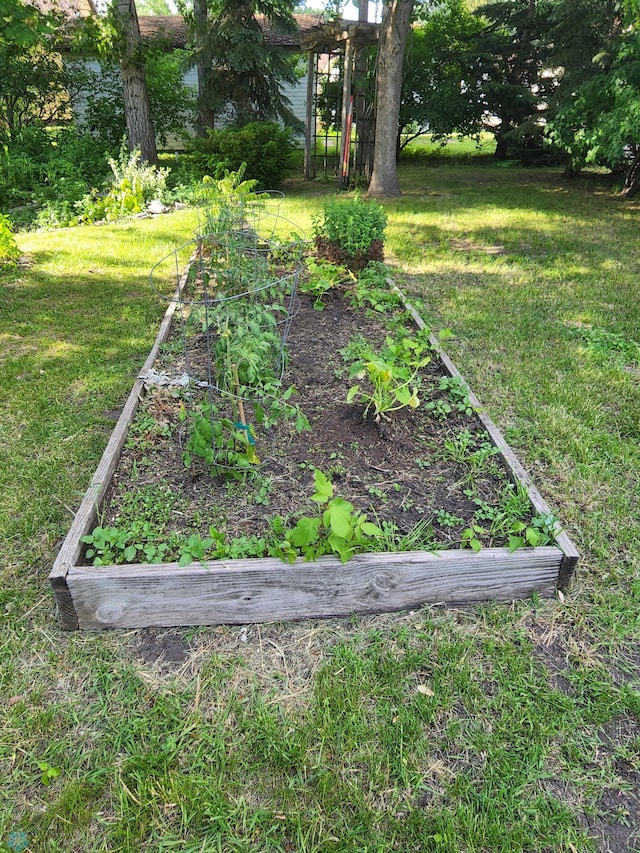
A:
398 0 484 150
190 0 300 133
0 0 69 141
368 0 415 197
193 0 215 134
111 0 158 163
469 0 555 160
545 0 640 192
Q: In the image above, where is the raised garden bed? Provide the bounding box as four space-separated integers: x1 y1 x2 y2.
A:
49 251 578 631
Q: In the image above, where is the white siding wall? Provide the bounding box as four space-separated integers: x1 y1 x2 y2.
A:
70 60 308 150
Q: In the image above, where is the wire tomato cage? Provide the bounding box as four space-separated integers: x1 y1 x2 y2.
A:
149 202 309 476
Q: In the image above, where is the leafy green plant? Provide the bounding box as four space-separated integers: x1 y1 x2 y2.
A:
313 196 387 254
178 531 217 567
0 214 19 267
506 512 558 552
461 523 486 552
438 375 475 416
183 405 260 478
433 508 465 528
573 324 640 367
347 356 421 424
460 484 558 552
313 195 387 269
188 122 295 189
300 256 352 309
37 761 61 786
75 146 170 225
274 469 384 564
210 301 284 390
345 333 431 425
194 164 260 235
440 428 501 481
349 263 403 313
81 522 174 566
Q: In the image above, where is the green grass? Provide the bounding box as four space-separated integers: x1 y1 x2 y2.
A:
2 165 640 852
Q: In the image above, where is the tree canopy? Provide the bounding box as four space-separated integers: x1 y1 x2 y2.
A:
189 0 301 134
0 0 70 140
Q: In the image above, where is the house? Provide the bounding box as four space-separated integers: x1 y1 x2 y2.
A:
135 13 327 134
31 0 379 182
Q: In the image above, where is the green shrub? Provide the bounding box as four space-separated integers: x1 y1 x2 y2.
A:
188 122 295 189
0 215 20 266
34 147 171 229
312 195 387 270
313 196 387 253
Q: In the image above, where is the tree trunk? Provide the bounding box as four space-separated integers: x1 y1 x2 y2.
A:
621 151 640 199
194 0 216 136
494 129 509 160
367 0 414 198
114 0 157 164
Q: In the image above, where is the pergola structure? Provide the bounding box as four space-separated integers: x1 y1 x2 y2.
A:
300 14 380 186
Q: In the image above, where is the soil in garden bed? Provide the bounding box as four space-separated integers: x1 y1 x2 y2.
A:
96 290 534 563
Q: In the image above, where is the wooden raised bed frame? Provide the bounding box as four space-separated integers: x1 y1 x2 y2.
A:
49 269 578 630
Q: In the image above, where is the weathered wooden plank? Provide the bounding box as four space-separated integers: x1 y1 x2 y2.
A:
395 283 580 581
67 547 563 630
49 261 192 607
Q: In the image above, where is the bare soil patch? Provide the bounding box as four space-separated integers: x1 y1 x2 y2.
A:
94 288 537 562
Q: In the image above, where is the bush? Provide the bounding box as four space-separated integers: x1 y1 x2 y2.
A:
78 148 170 224
312 195 387 270
34 146 171 229
188 122 295 189
0 215 20 267
0 125 112 224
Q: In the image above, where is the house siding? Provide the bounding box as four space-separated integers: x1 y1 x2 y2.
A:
72 61 308 150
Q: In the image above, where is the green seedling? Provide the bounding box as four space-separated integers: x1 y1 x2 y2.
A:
37 761 61 786
275 469 383 564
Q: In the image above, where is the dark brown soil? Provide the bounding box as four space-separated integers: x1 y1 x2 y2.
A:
314 237 385 271
98 289 533 561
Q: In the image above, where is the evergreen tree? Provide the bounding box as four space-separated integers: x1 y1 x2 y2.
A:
190 0 300 133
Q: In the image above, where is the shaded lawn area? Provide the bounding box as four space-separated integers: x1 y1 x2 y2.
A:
0 165 639 853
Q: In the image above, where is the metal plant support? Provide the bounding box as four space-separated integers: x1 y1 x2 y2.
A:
149 198 307 474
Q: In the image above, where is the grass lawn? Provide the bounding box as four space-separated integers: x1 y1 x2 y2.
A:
1 160 639 853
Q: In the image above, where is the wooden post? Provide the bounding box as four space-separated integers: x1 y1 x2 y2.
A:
339 33 354 189
304 49 315 180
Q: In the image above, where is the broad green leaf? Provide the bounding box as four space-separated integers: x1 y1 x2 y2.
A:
311 469 333 503
346 385 361 403
525 527 542 547
508 535 525 552
323 498 354 539
360 521 383 538
288 517 321 548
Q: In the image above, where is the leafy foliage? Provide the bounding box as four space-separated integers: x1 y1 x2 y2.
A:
189 0 301 129
36 146 170 228
345 332 431 423
312 196 387 269
0 0 70 142
0 213 19 266
275 469 384 564
545 2 640 187
188 121 295 188
184 405 261 478
75 53 195 151
400 0 485 148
